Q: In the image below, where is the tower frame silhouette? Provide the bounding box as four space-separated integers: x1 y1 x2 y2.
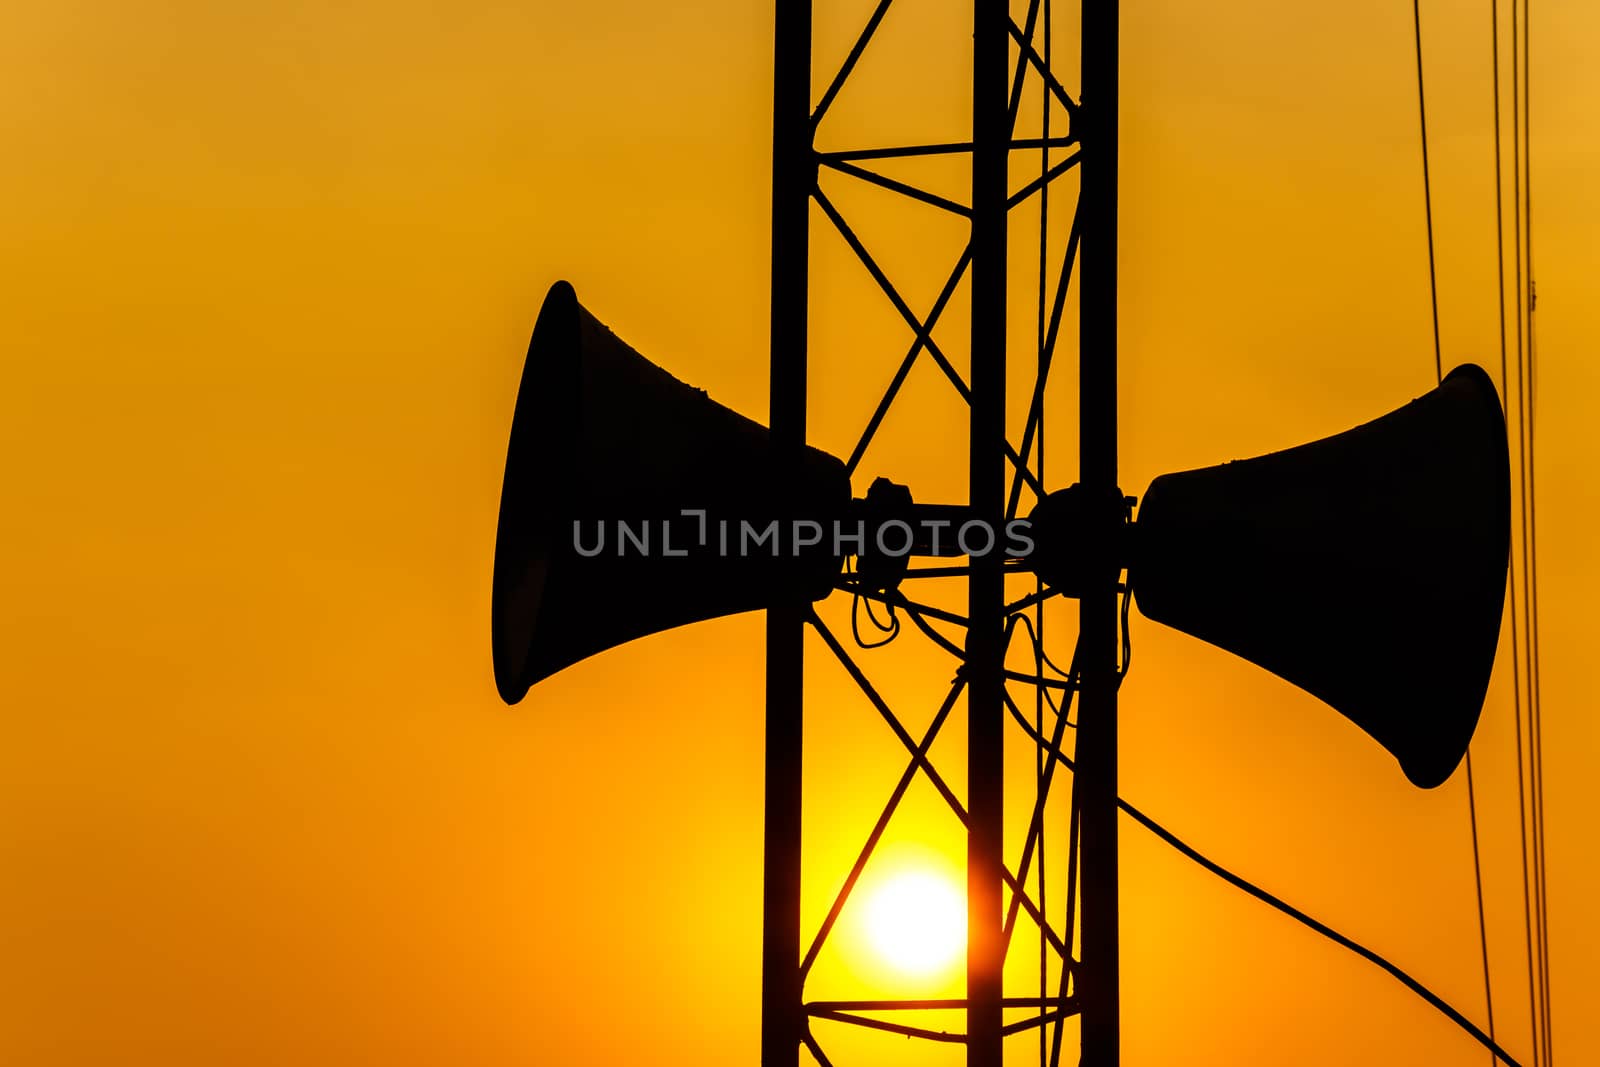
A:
762 3 1120 1065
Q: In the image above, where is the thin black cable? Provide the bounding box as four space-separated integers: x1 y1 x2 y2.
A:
851 597 900 648
1521 7 1553 1058
1117 583 1132 681
1467 751 1500 1063
1412 0 1443 382
1047 767 1078 1067
1003 620 1074 725
1006 721 1524 1067
1034 8 1053 1057
1008 611 1076 681
1003 617 1078 734
1492 1 1543 1059
1409 41 1499 1046
899 595 1075 690
1510 4 1550 1062
1120 800 1525 1067
863 588 899 637
846 559 901 649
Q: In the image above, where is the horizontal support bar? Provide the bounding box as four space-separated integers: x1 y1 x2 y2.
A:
819 135 1078 162
808 1009 963 1044
807 997 1080 1012
805 1001 1082 1045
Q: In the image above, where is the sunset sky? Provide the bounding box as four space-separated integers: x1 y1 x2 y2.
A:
2 1 1596 1064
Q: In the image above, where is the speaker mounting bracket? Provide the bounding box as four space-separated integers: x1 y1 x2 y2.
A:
1028 483 1132 599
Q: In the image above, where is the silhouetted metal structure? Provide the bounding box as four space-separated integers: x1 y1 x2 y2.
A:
764 2 1090 1064
491 2 1514 1065
491 279 1510 1066
763 3 1116 1064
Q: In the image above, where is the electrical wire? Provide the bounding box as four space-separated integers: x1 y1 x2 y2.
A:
997 668 1523 1067
854 7 1555 1061
1519 4 1553 1056
1117 583 1132 681
1119 798 1525 1067
1007 611 1077 682
1488 3 1546 1061
1035 6 1053 1055
1508 1 1554 1059
1466 751 1499 1063
1405 5 1501 1052
846 557 902 649
1411 0 1444 382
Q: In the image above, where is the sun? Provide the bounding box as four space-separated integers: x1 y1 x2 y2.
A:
863 868 967 976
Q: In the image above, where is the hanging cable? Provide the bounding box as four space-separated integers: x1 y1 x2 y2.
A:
1010 720 1524 1067
846 558 901 649
1116 582 1132 682
1408 10 1499 1053
1007 611 1077 682
1466 752 1499 1064
1520 1 1553 1056
1490 1 1545 1060
1411 0 1443 382
1034 11 1054 1059
1509 2 1554 1060
1402 14 1551 1051
1120 799 1525 1067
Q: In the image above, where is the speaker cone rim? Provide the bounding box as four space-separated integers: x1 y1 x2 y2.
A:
492 281 581 704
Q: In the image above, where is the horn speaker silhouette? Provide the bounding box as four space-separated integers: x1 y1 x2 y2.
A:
493 283 1511 789
1126 364 1510 788
492 281 850 704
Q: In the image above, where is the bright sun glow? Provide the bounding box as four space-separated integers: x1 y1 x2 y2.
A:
863 869 967 976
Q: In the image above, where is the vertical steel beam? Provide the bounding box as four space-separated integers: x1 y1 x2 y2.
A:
967 1 1008 1065
764 2 811 1066
1078 1 1121 1065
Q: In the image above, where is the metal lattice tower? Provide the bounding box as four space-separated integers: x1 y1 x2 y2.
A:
762 2 1120 1065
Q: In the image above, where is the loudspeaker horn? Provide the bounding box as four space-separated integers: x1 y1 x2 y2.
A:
492 281 851 705
1129 364 1511 788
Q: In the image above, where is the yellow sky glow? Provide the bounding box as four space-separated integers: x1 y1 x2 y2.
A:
1 2 1597 1065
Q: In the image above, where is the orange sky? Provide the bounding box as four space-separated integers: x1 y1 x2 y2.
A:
1 1 1596 1064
